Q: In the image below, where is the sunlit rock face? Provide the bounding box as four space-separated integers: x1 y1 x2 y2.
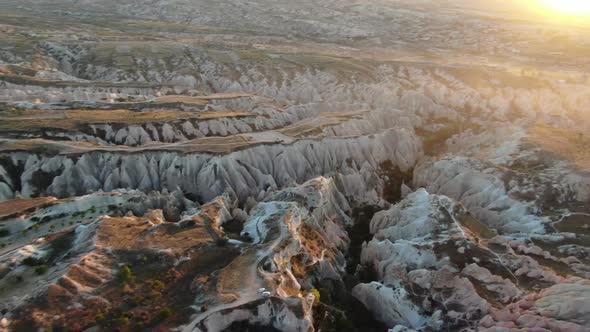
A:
354 188 590 331
192 297 313 332
2 0 590 331
0 127 422 203
413 157 547 234
353 190 494 330
1 178 353 331
186 177 352 331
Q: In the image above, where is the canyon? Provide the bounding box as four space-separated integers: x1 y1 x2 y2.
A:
0 1 590 331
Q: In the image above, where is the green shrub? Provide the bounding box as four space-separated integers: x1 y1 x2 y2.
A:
310 288 321 304
151 280 165 290
150 290 162 299
114 316 129 326
35 265 49 275
301 289 321 305
120 265 135 284
158 307 172 321
0 229 10 237
95 313 105 322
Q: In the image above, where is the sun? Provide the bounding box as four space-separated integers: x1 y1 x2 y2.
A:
538 0 590 16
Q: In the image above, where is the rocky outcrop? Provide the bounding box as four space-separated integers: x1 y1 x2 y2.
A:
181 177 353 331
474 278 590 332
0 81 165 103
414 157 547 234
354 187 590 331
414 154 590 235
353 189 495 330
1 104 317 146
193 297 312 332
0 128 422 203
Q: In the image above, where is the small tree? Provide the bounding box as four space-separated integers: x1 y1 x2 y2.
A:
120 265 136 284
310 288 321 304
35 265 49 275
115 316 129 327
158 307 172 321
302 288 321 306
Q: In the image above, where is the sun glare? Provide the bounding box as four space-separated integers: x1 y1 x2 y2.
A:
538 0 590 17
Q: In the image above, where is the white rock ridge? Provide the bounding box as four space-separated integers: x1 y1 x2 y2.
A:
0 128 422 203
